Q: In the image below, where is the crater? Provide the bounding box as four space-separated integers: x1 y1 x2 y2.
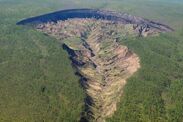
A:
17 9 173 122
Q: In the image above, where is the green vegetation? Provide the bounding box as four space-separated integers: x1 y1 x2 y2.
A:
0 25 85 122
107 32 183 122
163 80 183 122
0 1 85 122
0 0 183 122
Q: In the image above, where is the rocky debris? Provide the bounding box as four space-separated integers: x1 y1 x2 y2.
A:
17 8 173 122
36 18 141 122
35 16 173 121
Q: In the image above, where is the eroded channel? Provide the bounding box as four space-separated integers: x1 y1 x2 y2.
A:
17 9 173 122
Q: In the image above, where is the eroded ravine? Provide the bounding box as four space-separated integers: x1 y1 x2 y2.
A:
18 9 173 122
36 19 141 122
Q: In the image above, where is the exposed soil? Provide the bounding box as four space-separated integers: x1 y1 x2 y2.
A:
36 18 141 122
17 9 173 33
18 9 173 122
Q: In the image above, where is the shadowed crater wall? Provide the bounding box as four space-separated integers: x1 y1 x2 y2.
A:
17 9 173 32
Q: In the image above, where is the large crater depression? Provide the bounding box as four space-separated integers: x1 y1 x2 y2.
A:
17 9 173 32
17 9 173 122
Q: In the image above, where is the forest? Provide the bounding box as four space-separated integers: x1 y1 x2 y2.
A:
0 0 183 121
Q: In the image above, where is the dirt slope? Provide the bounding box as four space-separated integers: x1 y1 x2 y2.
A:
36 19 141 122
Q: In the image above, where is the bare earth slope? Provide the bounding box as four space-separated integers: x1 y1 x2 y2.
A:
37 19 144 122
18 9 173 122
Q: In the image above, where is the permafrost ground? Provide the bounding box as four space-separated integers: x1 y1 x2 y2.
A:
36 18 159 122
18 9 173 122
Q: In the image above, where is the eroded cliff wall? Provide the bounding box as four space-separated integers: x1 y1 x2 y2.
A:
36 19 141 122
20 9 173 122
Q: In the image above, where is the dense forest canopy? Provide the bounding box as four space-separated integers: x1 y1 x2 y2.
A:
0 0 183 121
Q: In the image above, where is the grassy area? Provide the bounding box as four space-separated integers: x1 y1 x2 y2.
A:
0 0 183 121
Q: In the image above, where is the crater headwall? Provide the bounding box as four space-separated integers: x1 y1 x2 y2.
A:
17 9 173 32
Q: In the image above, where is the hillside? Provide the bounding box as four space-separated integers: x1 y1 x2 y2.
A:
36 18 141 122
19 9 173 121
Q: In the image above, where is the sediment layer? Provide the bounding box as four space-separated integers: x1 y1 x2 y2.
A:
17 9 173 32
19 9 173 122
36 18 141 122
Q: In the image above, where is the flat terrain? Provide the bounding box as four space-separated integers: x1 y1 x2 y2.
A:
0 0 183 122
